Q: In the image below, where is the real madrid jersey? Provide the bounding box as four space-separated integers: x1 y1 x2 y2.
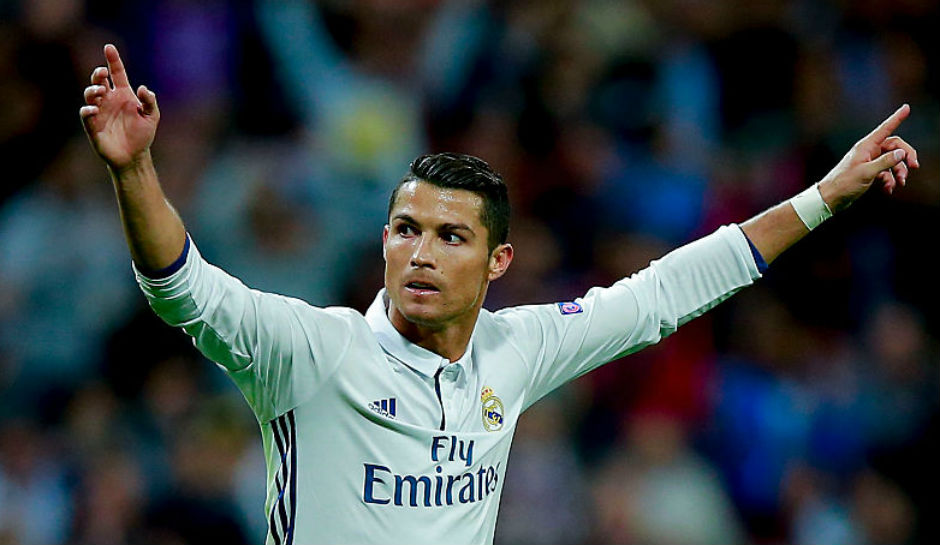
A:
134 224 762 545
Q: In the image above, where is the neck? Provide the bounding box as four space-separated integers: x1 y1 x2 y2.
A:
387 305 479 362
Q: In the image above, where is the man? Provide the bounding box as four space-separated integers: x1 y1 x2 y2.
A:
80 44 917 544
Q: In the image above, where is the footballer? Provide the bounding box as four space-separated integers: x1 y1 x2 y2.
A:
80 44 918 544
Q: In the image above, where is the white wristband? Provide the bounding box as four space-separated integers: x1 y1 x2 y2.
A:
789 184 833 231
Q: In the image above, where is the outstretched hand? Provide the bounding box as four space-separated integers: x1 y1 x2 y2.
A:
819 104 919 212
80 44 160 172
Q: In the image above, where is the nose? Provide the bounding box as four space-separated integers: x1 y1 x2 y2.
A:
410 233 436 268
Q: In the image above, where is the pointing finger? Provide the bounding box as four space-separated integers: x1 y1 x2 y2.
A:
864 104 910 145
104 44 131 89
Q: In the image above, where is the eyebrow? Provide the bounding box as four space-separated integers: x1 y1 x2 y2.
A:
393 214 475 235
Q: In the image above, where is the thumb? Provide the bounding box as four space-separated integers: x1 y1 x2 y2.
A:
863 149 905 179
137 85 159 117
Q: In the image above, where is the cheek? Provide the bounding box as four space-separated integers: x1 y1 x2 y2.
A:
451 255 491 289
384 240 409 265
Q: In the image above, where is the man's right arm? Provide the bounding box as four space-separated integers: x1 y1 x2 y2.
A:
80 45 359 420
134 238 358 421
80 44 186 272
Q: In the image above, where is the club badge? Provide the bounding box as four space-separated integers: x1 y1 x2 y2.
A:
481 386 504 432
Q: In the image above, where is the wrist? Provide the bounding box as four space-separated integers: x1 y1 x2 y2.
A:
108 149 155 179
789 183 833 231
816 177 845 213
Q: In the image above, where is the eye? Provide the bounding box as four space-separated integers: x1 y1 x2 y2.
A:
397 224 417 237
442 232 465 244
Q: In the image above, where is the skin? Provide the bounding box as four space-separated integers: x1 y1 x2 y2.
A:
383 181 513 361
80 44 185 270
80 44 919 361
740 104 919 263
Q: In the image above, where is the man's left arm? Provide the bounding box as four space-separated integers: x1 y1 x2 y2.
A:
741 104 919 262
503 105 918 409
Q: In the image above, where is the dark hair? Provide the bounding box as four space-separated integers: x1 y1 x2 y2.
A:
388 153 510 252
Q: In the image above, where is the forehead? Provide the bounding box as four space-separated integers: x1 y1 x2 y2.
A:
390 181 485 227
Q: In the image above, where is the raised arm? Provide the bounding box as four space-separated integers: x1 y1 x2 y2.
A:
741 104 919 263
80 44 186 272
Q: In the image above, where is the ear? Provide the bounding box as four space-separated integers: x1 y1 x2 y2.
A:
382 225 389 261
487 243 513 281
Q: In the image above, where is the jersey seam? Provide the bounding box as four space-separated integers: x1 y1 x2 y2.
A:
270 314 354 422
500 312 543 411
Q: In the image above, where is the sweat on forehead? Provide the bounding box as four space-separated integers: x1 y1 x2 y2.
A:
389 181 487 230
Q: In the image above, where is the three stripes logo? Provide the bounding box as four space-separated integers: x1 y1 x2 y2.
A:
269 410 296 545
368 397 397 419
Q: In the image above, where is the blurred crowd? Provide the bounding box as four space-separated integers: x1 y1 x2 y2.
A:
1 0 937 544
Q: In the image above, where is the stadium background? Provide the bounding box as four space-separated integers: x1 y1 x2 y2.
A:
0 0 937 543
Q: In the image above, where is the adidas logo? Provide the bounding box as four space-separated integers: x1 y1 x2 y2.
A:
368 397 397 419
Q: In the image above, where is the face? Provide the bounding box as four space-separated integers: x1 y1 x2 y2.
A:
383 181 512 331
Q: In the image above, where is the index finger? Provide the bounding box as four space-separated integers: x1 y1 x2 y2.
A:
104 44 131 89
865 104 910 144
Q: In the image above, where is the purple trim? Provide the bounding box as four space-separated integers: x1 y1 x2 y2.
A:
744 234 769 274
136 235 190 279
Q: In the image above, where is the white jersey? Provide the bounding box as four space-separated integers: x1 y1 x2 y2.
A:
135 224 761 545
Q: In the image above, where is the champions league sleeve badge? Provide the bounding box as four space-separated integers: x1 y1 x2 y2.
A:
481 386 504 432
557 301 583 315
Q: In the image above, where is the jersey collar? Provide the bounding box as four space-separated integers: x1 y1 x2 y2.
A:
365 290 474 378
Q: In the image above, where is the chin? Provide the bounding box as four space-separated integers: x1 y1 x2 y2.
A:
398 305 447 328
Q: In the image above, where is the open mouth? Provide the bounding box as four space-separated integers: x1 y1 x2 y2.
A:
405 281 440 294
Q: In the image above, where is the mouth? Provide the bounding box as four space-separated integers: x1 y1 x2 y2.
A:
404 281 440 296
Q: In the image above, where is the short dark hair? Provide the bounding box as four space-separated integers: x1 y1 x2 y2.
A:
388 153 510 252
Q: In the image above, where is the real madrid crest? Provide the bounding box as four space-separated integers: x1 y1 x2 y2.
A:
481 386 504 432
